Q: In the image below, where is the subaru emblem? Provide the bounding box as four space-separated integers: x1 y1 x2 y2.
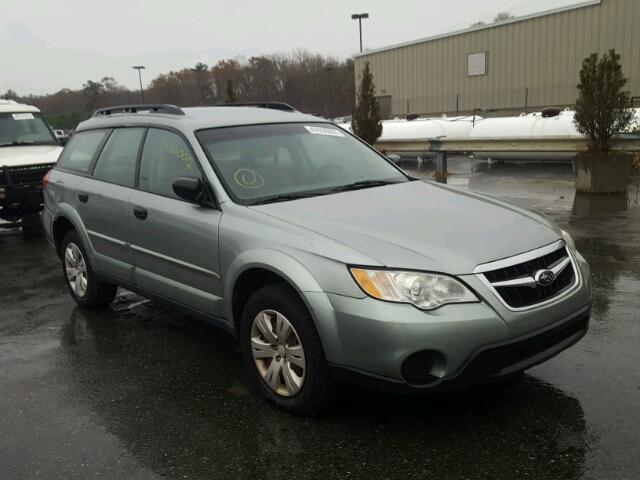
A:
534 269 556 286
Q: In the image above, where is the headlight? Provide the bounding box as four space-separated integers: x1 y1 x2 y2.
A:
350 268 478 310
561 230 575 250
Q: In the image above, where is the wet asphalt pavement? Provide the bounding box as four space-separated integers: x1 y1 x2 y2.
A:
1 158 639 480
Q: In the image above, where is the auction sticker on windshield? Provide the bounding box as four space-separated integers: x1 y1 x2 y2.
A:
304 125 344 137
12 113 35 120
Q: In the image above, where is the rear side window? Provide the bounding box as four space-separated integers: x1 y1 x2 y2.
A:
92 128 145 187
139 128 201 199
57 130 108 172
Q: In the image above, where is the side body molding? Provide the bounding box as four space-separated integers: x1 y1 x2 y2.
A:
53 202 134 282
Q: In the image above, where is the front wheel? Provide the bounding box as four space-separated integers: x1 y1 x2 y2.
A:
61 230 117 308
240 284 337 414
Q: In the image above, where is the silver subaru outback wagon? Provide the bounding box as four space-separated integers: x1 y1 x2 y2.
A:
43 103 592 413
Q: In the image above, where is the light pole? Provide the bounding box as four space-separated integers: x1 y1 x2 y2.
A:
133 65 146 103
351 13 369 53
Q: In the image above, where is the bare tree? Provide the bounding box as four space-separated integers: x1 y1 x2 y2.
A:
493 11 514 22
191 62 215 105
225 80 237 103
23 50 356 130
81 80 105 110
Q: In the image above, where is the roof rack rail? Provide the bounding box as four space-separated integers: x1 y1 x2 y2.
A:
218 102 296 112
93 104 185 117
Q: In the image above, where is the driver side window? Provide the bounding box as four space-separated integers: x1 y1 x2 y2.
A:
138 128 201 199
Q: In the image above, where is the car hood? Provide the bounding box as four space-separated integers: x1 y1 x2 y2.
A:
251 181 561 274
0 145 62 168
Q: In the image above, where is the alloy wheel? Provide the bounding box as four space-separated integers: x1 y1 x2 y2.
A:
250 309 306 397
64 242 88 298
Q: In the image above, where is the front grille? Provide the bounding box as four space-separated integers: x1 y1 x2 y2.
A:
2 163 53 186
483 245 576 308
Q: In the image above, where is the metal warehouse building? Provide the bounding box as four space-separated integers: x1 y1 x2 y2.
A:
353 0 640 118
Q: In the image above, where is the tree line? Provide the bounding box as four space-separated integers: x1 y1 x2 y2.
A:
470 11 514 28
3 50 355 130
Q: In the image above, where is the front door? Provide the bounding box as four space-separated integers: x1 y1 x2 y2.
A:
129 128 224 317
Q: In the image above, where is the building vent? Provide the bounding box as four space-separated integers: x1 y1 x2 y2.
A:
468 52 487 76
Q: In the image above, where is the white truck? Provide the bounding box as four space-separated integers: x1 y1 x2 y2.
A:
0 100 62 231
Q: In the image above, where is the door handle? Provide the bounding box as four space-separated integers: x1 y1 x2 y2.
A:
133 206 148 220
78 192 88 203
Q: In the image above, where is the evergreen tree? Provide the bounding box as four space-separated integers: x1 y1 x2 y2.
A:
352 62 382 145
574 49 634 152
225 79 237 103
1 89 19 100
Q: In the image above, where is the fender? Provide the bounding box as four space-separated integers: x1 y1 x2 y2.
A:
224 248 325 325
223 249 345 356
52 202 95 257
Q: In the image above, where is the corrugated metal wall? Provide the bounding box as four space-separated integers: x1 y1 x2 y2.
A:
354 0 640 117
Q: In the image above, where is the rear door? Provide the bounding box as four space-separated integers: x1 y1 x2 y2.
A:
74 127 145 283
129 128 224 317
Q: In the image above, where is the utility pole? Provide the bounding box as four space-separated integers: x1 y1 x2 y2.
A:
133 65 146 103
351 13 369 53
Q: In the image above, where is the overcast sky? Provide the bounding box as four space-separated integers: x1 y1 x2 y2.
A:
2 0 583 95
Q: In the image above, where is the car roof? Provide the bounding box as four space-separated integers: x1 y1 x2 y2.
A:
75 106 329 133
0 100 41 114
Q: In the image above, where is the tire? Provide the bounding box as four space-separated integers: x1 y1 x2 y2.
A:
61 230 117 308
240 283 337 414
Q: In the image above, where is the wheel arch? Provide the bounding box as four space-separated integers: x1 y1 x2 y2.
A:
225 249 324 335
51 204 92 258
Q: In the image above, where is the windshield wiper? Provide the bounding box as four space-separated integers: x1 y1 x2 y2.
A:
251 192 325 205
250 179 403 205
327 179 397 193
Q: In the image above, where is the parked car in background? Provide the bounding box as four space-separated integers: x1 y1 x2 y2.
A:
52 129 70 145
43 103 592 413
0 99 62 231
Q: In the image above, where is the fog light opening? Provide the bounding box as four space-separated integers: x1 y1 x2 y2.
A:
401 350 447 386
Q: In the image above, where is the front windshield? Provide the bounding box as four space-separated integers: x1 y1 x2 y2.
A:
0 112 57 146
196 122 407 204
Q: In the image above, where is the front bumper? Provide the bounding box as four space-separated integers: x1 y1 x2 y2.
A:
0 164 52 221
306 250 592 391
329 308 589 393
0 184 44 220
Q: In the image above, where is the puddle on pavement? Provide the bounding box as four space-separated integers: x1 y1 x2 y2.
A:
402 156 640 214
54 304 589 480
1 156 639 479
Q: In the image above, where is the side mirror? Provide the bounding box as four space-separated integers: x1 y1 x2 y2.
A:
172 177 208 205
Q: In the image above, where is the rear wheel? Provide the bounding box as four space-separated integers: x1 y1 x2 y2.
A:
61 230 117 308
240 283 337 414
